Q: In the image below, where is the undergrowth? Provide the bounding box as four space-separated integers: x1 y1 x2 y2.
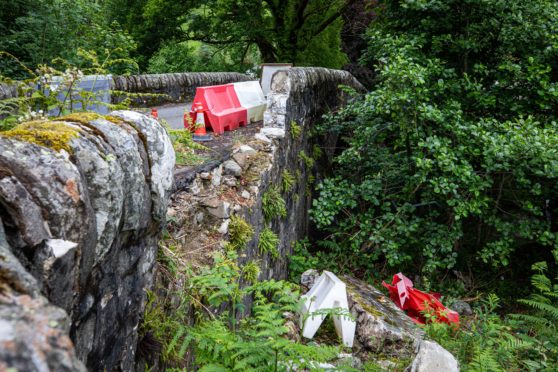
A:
424 261 558 371
142 237 343 370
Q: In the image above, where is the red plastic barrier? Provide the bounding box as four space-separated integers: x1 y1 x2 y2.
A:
382 273 459 326
187 84 248 135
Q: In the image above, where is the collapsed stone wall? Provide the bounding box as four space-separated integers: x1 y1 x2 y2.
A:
111 72 250 107
0 112 175 371
170 67 364 283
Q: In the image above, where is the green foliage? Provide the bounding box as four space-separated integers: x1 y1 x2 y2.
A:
0 51 142 128
298 150 315 169
242 260 261 284
290 120 302 139
0 0 137 77
166 127 207 166
227 215 254 251
183 0 350 66
144 245 341 370
425 258 558 371
312 0 558 277
148 40 249 73
262 186 287 222
258 227 280 259
281 169 296 193
288 239 321 282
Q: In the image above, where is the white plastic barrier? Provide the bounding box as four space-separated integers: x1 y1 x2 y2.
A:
233 81 267 123
300 271 356 347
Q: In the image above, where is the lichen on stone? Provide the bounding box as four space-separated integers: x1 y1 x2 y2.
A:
58 112 102 125
1 120 80 152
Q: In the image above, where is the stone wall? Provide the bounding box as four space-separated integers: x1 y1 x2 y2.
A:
0 72 250 107
111 72 250 107
0 83 17 100
0 112 175 371
256 67 364 279
171 67 364 282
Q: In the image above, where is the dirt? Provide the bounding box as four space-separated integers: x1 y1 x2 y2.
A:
174 121 263 191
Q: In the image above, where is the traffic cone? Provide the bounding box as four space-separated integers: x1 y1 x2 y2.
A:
151 108 158 119
192 103 212 142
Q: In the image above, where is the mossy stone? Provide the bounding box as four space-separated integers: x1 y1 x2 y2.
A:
1 120 80 152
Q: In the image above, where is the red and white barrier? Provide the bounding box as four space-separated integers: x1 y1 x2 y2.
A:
188 81 267 135
233 81 267 123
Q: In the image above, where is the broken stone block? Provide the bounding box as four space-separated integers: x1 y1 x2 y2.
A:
200 172 211 180
232 152 250 169
254 133 272 143
212 166 222 187
206 201 230 219
239 145 257 154
223 160 242 177
450 300 473 316
241 190 251 199
218 219 230 234
261 127 285 139
411 340 459 372
223 176 237 187
300 269 320 290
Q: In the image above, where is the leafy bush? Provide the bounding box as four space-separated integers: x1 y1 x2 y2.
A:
311 0 558 277
258 227 280 259
262 186 287 222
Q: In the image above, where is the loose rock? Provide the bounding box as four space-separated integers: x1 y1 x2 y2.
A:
223 160 242 177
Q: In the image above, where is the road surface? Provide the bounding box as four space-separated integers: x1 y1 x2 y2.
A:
154 103 192 129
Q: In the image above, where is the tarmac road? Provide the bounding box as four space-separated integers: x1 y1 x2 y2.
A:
154 103 192 129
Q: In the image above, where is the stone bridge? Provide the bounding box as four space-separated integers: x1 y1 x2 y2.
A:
0 68 457 371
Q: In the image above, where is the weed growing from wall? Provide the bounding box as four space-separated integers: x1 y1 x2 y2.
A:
226 215 254 251
258 227 280 259
281 169 296 193
298 150 315 169
290 120 302 139
262 186 287 222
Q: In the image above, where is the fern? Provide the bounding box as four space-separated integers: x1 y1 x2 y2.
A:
289 120 302 139
258 227 280 259
227 215 254 251
262 186 287 222
281 169 296 193
469 347 502 372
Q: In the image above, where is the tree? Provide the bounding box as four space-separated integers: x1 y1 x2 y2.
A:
184 0 355 66
0 0 137 77
311 0 558 280
103 0 191 69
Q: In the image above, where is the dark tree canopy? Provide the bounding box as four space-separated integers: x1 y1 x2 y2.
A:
184 0 355 66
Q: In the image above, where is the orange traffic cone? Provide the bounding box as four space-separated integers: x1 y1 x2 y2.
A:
192 103 212 142
151 108 158 119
